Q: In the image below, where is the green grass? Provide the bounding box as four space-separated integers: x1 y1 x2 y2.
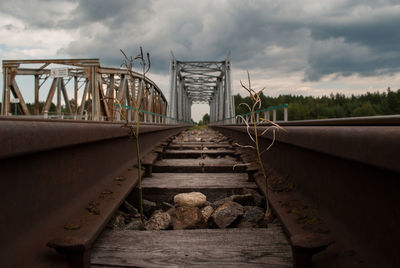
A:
189 124 208 131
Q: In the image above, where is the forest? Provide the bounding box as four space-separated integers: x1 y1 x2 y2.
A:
234 88 400 121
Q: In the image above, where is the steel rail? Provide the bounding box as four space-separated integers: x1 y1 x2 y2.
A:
212 119 400 268
273 114 400 126
0 118 189 268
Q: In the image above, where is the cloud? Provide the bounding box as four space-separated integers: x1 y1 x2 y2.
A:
57 0 400 83
305 2 400 80
1 0 400 103
0 0 76 28
59 0 312 76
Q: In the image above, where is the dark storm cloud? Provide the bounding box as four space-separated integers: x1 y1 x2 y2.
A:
3 0 400 82
0 0 75 28
305 4 400 80
60 0 309 75
59 0 153 28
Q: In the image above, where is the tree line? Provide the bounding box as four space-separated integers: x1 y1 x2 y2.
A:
234 88 400 121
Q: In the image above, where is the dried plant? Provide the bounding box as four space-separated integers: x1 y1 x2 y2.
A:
111 47 151 222
234 72 285 221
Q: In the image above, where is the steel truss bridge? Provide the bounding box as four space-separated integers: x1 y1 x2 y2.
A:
168 53 235 123
1 56 400 268
1 57 289 124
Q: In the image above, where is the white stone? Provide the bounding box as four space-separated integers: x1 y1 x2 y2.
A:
174 192 207 207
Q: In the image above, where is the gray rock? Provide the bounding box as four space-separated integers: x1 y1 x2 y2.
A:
111 215 125 230
211 197 230 209
158 201 174 211
123 201 140 218
203 201 213 207
212 193 255 208
230 193 255 206
201 205 214 223
108 210 128 230
211 201 244 229
174 192 207 207
143 199 157 217
243 188 265 207
125 218 144 230
169 206 204 230
144 210 171 231
237 206 266 228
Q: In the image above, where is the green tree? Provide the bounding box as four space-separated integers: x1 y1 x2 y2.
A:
351 102 377 117
202 113 210 124
233 88 400 120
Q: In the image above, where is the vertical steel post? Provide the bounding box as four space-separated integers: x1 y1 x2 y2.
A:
2 67 8 116
57 78 62 119
264 111 270 121
273 110 277 121
218 78 224 122
209 98 214 123
177 79 182 121
224 59 234 124
34 75 40 115
74 76 78 117
284 106 288 121
168 55 177 123
90 66 98 120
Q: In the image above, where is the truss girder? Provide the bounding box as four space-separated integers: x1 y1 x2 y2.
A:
168 54 235 123
1 59 168 122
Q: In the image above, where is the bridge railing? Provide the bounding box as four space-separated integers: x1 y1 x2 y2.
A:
212 104 288 124
1 59 172 123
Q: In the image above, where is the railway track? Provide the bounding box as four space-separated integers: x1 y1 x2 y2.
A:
91 128 292 267
1 116 399 267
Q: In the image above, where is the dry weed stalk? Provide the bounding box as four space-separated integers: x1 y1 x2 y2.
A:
234 72 285 221
112 47 151 222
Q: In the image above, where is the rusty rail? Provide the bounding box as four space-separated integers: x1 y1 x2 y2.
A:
212 118 400 268
0 118 189 268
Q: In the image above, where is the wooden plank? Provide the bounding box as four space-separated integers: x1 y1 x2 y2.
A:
143 173 255 189
164 149 235 159
137 173 258 202
171 141 230 145
152 159 246 173
91 228 292 267
168 143 232 150
166 149 235 154
155 158 237 167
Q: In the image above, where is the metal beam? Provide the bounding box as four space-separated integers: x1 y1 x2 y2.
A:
168 53 235 124
1 58 169 122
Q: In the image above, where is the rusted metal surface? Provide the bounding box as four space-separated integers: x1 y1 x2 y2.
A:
2 59 168 122
216 123 400 173
212 121 400 268
275 114 400 126
0 117 178 159
0 118 188 268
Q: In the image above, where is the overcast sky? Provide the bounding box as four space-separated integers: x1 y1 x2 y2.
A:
1 0 400 121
